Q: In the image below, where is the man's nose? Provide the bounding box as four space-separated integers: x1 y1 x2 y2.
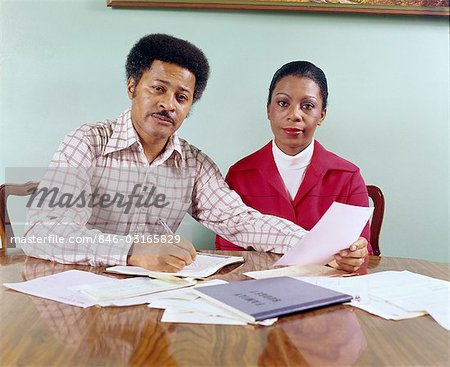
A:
159 93 176 111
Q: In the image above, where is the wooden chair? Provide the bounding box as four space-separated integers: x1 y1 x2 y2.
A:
366 185 385 256
0 182 39 248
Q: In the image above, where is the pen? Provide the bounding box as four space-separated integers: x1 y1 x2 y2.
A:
158 218 199 264
157 218 174 235
196 252 234 259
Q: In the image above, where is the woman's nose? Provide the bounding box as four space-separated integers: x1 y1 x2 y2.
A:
288 106 302 122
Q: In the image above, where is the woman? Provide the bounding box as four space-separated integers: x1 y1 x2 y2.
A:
216 61 371 270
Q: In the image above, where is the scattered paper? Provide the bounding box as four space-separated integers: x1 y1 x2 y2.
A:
96 285 200 307
148 279 278 326
3 270 117 308
275 202 373 266
244 264 347 279
294 270 450 330
74 277 196 302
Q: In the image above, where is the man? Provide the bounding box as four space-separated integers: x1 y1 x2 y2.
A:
23 34 367 272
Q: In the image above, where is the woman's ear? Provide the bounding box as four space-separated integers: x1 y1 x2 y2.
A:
266 103 271 120
318 108 327 126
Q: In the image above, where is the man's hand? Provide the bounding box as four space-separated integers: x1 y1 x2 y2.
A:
332 237 369 273
127 238 196 272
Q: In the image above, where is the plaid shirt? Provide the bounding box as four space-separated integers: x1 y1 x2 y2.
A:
23 109 306 266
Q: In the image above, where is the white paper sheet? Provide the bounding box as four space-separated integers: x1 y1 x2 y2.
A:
161 309 248 325
96 285 200 307
73 277 196 302
244 264 347 279
294 270 450 329
160 309 277 326
275 202 373 266
3 270 118 308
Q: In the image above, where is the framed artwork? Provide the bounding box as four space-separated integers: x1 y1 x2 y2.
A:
107 0 449 16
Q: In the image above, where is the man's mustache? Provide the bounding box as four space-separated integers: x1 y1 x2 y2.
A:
150 110 175 124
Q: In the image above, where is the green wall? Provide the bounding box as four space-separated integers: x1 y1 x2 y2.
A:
1 0 449 262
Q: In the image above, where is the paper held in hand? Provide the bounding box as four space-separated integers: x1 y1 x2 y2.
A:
107 253 244 279
275 202 373 266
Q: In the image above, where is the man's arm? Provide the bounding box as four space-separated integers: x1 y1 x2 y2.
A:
23 143 133 266
190 152 306 254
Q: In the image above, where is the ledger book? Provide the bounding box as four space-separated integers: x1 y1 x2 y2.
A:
193 276 353 323
107 253 244 279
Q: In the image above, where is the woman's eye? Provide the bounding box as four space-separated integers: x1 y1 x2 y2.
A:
277 100 288 107
302 103 314 110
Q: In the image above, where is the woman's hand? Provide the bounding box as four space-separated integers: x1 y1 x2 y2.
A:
332 237 369 273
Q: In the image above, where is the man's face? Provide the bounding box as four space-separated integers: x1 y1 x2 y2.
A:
127 60 196 144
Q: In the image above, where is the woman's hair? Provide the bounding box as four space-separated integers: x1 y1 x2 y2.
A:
126 34 210 103
268 61 328 109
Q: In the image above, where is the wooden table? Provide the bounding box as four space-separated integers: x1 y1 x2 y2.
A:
1 249 449 366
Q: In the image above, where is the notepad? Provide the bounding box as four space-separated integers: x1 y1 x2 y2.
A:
106 253 244 279
193 276 353 323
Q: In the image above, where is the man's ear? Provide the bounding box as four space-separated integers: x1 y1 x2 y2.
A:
127 77 136 99
318 108 327 126
266 103 271 120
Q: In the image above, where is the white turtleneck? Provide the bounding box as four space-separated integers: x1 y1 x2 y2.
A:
272 140 314 200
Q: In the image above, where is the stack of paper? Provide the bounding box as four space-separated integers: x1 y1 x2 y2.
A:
294 271 450 330
148 280 277 326
3 270 196 307
2 270 276 325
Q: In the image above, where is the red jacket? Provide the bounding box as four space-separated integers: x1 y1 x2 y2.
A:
215 140 372 254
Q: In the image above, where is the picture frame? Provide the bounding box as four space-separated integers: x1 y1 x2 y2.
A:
107 0 450 16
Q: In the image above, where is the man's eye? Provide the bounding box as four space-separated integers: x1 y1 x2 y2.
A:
302 103 314 110
153 86 164 92
177 94 188 103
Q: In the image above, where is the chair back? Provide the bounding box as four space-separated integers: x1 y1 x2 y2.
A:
0 182 39 248
366 185 385 256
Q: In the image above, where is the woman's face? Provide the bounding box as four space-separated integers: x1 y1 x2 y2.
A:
267 75 326 156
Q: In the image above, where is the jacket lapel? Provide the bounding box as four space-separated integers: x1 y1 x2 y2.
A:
257 142 292 202
292 141 328 207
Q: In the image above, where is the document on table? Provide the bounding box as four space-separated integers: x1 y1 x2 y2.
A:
3 270 196 307
295 270 450 330
3 270 118 308
107 253 244 279
74 277 196 302
275 202 373 266
148 279 277 326
96 284 200 307
244 264 347 279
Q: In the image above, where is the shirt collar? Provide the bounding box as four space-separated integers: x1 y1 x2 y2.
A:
150 133 184 167
103 108 184 165
103 108 139 155
272 139 315 169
